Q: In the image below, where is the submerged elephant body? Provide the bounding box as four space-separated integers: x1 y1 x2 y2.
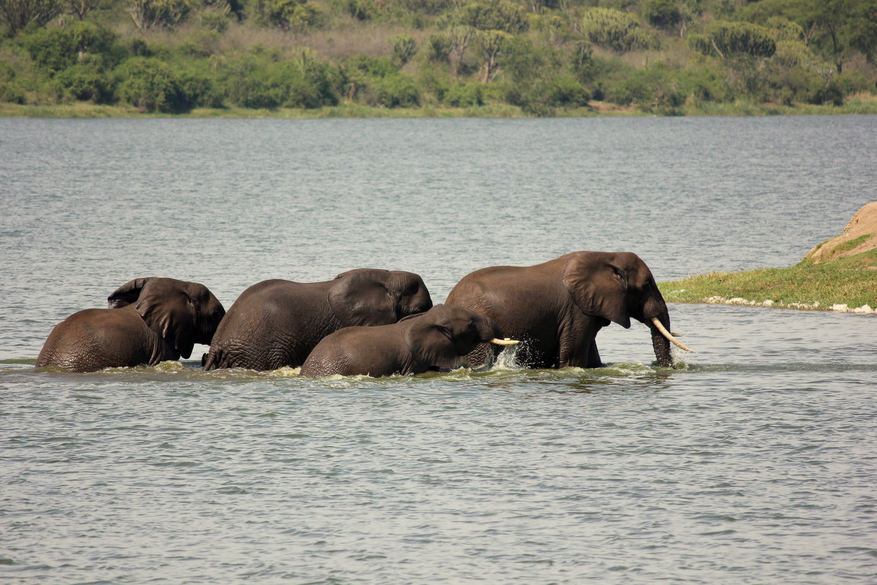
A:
446 251 685 369
203 269 433 371
36 277 226 373
299 304 509 378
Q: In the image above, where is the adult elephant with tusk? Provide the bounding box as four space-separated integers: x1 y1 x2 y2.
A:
299 304 516 378
445 251 690 369
202 269 433 371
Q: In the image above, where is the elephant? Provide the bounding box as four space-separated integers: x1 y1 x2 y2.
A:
202 269 433 371
299 304 517 377
445 251 690 369
36 277 226 373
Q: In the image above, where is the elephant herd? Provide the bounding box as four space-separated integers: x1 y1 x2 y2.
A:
36 252 690 376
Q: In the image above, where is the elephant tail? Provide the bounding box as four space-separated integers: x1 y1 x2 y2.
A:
202 347 221 370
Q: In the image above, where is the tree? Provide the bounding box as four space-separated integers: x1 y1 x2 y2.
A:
67 0 97 20
741 0 877 71
580 7 654 53
116 57 187 112
129 0 193 29
391 33 418 67
447 25 474 76
688 21 776 60
476 29 510 81
460 0 528 34
0 0 61 33
260 0 319 31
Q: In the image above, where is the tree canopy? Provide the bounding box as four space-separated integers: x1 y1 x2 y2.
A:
1 0 875 114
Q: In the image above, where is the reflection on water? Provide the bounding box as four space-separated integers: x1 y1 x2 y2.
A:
1 117 877 584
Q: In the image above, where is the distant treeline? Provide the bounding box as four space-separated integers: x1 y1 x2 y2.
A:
1 0 876 114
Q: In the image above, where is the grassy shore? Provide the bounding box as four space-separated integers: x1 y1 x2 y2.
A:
659 248 877 313
3 93 877 119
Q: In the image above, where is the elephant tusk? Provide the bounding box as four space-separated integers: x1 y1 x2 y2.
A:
651 318 692 352
490 338 519 346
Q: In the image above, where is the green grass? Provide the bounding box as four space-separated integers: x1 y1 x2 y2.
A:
659 248 877 311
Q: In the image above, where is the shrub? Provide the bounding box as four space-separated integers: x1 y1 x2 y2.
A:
0 61 26 103
394 0 448 15
369 73 419 107
21 27 77 72
547 76 590 107
199 11 230 32
220 52 340 109
443 82 482 106
643 0 680 29
55 61 114 102
115 57 188 112
811 81 844 106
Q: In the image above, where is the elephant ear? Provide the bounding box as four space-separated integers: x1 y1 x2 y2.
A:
107 278 154 308
403 312 461 370
562 254 631 329
328 270 397 327
134 278 198 359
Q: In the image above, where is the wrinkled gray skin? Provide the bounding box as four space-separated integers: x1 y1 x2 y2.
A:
202 269 433 371
445 251 675 369
36 277 226 373
300 304 505 378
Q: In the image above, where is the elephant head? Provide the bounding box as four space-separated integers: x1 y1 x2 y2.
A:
328 268 433 327
561 252 688 367
107 277 226 359
402 304 510 370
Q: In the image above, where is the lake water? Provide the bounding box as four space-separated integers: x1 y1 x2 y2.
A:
1 115 876 584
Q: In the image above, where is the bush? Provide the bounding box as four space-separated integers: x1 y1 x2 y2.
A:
0 60 26 103
547 76 590 107
811 81 844 106
115 57 188 112
643 0 680 29
443 82 483 106
220 52 340 109
55 61 114 102
21 27 77 72
368 73 419 107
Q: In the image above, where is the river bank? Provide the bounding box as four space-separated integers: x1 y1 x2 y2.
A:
660 202 877 313
3 94 877 118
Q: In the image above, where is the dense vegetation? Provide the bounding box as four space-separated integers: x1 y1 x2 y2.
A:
2 0 876 115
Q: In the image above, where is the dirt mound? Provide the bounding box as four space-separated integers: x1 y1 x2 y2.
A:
805 202 877 264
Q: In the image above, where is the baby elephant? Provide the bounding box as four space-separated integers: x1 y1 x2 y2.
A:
299 304 516 378
36 277 226 373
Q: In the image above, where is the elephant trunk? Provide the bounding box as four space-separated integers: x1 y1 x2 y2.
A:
650 319 674 368
642 289 689 368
